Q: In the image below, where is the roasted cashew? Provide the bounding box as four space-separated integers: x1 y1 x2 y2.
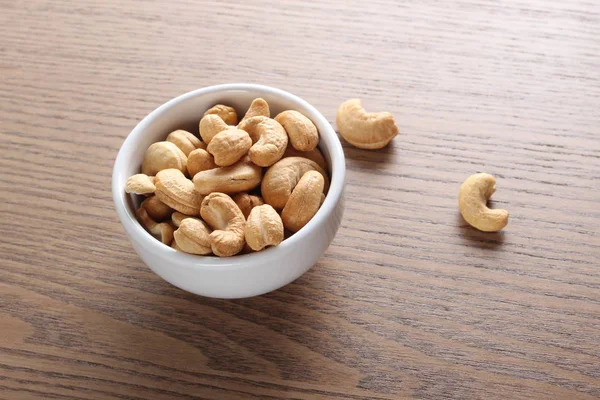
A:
245 204 284 251
261 157 328 209
137 206 174 245
283 144 328 172
166 130 205 156
238 116 288 167
232 193 264 219
140 196 173 221
207 128 252 167
336 99 399 150
193 157 262 195
141 141 188 176
200 193 245 257
459 173 509 232
154 169 203 215
173 218 213 255
199 114 230 144
171 211 199 227
203 104 238 125
125 174 156 195
281 171 325 232
187 148 217 178
240 98 270 123
275 110 319 151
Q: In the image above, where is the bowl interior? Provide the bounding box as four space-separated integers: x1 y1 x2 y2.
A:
113 84 345 264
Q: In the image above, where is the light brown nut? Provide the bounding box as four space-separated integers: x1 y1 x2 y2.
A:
459 173 509 232
140 196 173 221
200 193 245 257
125 174 156 195
244 204 284 251
154 169 203 215
281 171 325 233
238 116 288 167
173 218 213 255
187 148 217 178
166 130 205 156
199 114 230 144
206 128 252 167
136 206 174 245
336 99 399 150
240 98 270 123
203 104 238 125
141 141 188 176
274 110 319 151
193 158 262 195
261 157 329 210
171 211 199 227
283 145 328 172
232 193 264 219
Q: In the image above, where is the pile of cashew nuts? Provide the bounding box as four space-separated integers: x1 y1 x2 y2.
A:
126 98 330 257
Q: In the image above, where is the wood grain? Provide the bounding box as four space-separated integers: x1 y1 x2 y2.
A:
1 0 599 398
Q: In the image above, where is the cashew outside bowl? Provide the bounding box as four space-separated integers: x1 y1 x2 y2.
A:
336 98 399 150
459 173 509 232
112 83 346 298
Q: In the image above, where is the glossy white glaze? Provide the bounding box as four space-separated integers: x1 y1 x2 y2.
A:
112 84 346 298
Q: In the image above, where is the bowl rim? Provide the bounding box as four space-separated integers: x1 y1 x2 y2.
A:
112 83 346 270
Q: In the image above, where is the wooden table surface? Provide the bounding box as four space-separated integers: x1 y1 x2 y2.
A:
1 0 599 399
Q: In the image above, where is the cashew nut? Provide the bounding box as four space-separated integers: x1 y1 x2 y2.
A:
140 196 173 221
240 98 270 123
261 157 328 209
281 171 325 232
245 204 284 251
283 144 328 172
171 211 199 227
206 128 252 167
154 169 203 215
336 99 399 150
459 173 509 232
232 193 264 219
166 130 205 156
238 116 288 167
173 218 213 255
199 114 230 144
274 110 319 151
137 206 174 245
193 158 262 195
187 148 217 178
141 141 188 176
200 193 245 257
203 104 238 126
125 174 156 195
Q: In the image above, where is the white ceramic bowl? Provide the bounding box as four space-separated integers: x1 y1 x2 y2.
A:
112 84 346 298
